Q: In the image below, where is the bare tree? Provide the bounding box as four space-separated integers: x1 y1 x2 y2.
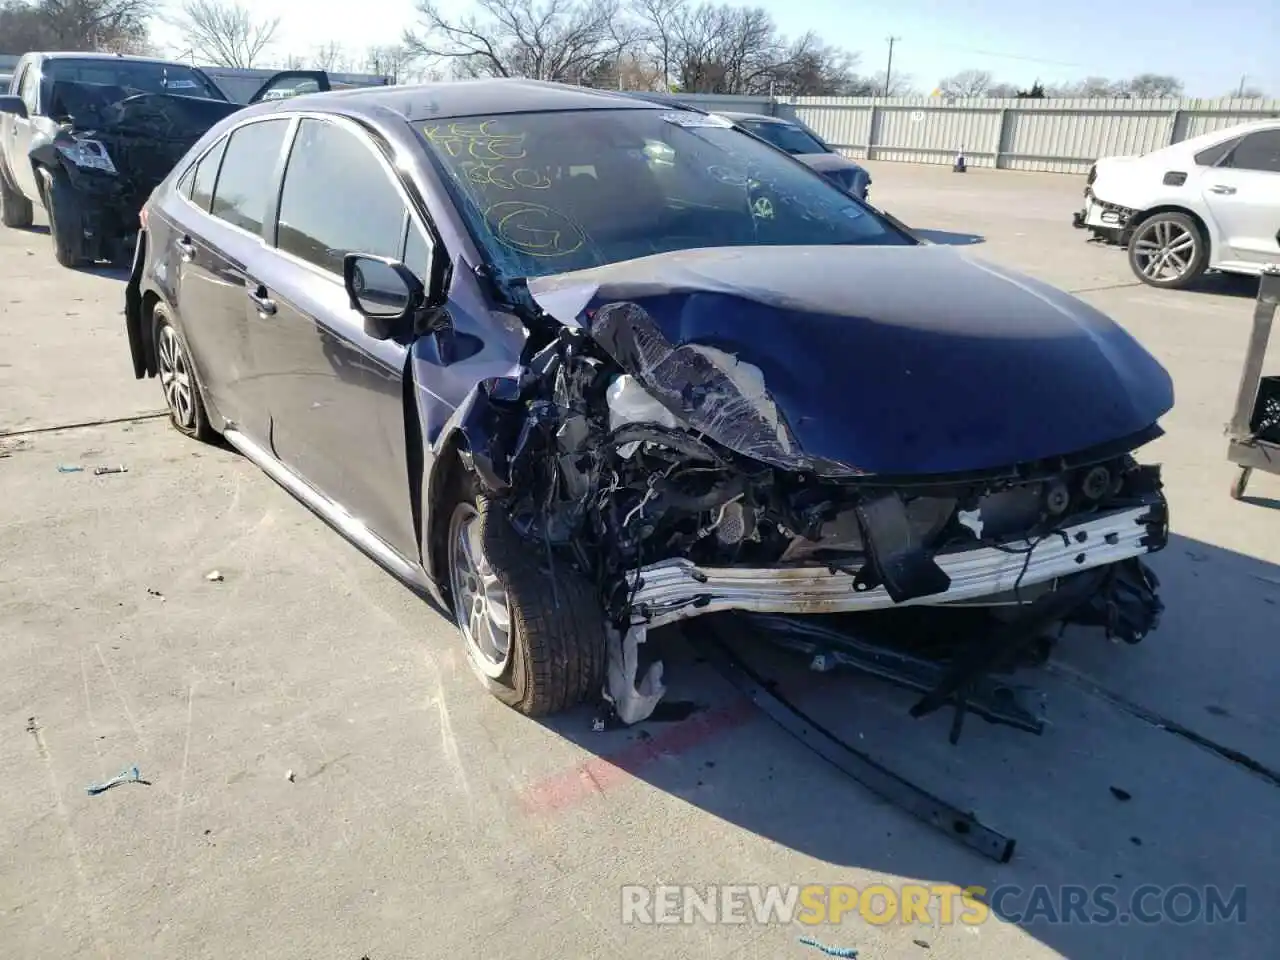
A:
311 40 347 72
2 0 156 54
1126 72 1183 98
404 0 634 83
1232 85 1267 99
938 69 993 98
1049 76 1124 98
985 81 1021 99
177 0 279 68
364 44 419 83
869 69 915 97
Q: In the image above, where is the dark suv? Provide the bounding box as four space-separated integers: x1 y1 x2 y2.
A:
124 79 1171 720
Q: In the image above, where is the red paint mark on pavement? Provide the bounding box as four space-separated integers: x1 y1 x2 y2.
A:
519 698 759 815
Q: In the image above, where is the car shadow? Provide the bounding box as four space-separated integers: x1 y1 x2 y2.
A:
913 227 986 246
1185 273 1260 299
531 532 1279 957
1240 494 1280 510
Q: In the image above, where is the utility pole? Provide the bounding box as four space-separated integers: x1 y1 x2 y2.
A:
1237 74 1248 97
884 36 901 97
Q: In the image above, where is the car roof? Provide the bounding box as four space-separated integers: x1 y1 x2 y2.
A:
286 78 667 123
35 52 207 68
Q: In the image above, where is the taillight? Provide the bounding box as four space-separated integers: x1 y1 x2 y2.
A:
139 206 149 230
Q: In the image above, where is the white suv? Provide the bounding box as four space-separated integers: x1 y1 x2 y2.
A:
1073 120 1280 288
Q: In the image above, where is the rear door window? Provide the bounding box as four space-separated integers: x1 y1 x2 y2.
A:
189 138 228 211
209 119 289 234
275 118 408 274
1223 131 1280 173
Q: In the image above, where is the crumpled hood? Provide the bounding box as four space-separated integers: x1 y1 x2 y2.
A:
525 245 1174 477
50 81 240 138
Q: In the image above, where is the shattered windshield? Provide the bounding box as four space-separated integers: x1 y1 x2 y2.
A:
736 119 828 155
419 109 910 280
43 59 225 101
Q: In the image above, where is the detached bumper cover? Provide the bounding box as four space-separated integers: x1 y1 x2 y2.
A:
625 500 1166 627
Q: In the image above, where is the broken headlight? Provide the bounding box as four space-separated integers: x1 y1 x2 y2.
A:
56 137 117 174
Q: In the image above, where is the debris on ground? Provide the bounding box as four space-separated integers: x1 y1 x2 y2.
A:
86 765 147 796
798 936 858 958
286 769 296 783
56 464 85 473
94 465 129 476
1110 786 1133 801
146 588 165 601
912 940 930 949
205 570 224 582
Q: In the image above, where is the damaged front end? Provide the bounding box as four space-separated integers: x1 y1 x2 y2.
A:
456 245 1172 726
39 83 239 261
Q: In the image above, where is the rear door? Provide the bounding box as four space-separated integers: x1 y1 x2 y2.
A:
1202 129 1280 264
170 117 292 440
244 115 425 561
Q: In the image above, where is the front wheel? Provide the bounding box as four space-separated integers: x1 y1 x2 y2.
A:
44 170 87 268
1127 212 1207 289
446 491 605 717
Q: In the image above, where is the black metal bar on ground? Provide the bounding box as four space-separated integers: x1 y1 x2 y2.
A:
696 618 1017 864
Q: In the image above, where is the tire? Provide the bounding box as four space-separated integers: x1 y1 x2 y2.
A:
43 169 87 268
154 305 218 442
1230 467 1252 501
1127 212 1208 289
446 487 605 717
0 169 33 228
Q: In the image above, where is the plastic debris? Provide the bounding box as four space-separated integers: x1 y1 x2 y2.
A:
798 936 858 958
86 766 144 796
603 625 666 725
1110 786 1132 801
57 464 85 473
146 588 165 601
94 465 128 476
205 570 224 582
286 769 296 782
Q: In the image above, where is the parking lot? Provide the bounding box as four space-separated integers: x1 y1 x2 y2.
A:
2 160 1278 959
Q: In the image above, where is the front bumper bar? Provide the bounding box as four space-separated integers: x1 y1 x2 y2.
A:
626 502 1165 628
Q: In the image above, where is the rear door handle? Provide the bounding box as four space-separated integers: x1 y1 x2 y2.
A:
1208 184 1237 195
247 283 276 316
176 236 195 260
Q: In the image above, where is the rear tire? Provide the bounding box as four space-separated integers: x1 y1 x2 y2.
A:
43 169 87 268
446 485 605 717
0 169 33 228
154 305 218 443
1127 212 1207 289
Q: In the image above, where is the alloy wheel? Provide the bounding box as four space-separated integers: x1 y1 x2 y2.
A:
449 502 512 678
157 324 195 428
1131 219 1197 283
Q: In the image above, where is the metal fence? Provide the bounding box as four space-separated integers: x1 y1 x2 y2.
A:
672 93 1280 174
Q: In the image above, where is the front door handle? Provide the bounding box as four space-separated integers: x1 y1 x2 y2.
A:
176 236 195 260
247 284 277 316
1208 184 1237 195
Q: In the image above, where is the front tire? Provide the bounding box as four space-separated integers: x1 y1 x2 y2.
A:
154 306 218 443
446 490 605 717
0 170 33 228
43 169 87 268
1127 212 1207 289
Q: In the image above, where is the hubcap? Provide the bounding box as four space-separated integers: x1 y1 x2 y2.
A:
1133 220 1196 282
448 503 511 678
157 324 195 428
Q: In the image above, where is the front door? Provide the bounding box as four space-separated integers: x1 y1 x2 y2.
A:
8 64 40 200
1202 129 1280 265
246 116 422 562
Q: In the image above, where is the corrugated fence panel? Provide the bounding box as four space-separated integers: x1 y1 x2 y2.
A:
673 93 774 115
688 94 1280 174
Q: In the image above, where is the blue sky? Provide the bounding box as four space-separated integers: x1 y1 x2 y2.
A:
154 0 1278 97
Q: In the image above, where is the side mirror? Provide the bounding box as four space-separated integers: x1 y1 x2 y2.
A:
343 253 423 340
0 95 28 120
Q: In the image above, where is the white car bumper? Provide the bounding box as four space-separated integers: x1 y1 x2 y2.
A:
625 502 1164 628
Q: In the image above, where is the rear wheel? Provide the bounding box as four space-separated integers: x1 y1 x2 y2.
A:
446 488 605 717
154 306 218 442
0 170 33 228
43 170 87 268
1127 212 1207 289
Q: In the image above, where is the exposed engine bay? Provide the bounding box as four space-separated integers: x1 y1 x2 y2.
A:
449 246 1172 731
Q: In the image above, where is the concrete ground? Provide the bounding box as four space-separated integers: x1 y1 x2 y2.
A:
1 162 1278 960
